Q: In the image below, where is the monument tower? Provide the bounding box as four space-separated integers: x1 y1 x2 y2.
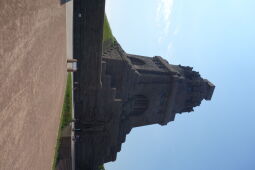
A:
102 41 214 127
72 1 215 169
87 41 216 164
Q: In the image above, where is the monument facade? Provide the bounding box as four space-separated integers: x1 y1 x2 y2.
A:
73 40 215 169
72 1 215 170
99 41 215 161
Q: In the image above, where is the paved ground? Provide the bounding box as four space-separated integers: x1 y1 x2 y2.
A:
66 0 73 60
0 1 67 170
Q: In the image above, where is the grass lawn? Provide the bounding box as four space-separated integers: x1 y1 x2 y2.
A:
103 15 115 49
99 165 106 170
52 73 72 170
60 72 72 129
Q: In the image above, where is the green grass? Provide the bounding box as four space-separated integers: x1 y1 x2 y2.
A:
99 165 105 170
60 73 72 129
103 14 115 48
52 73 72 170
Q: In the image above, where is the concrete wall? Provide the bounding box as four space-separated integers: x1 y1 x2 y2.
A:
0 1 67 169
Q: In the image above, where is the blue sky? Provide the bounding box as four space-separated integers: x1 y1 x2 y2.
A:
105 0 255 170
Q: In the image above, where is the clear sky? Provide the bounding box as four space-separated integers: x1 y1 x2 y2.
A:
105 0 255 170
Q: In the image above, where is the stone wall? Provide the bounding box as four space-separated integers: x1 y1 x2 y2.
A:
0 1 67 170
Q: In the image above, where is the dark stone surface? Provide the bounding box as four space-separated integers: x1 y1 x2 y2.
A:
73 1 215 170
74 41 215 170
73 0 106 169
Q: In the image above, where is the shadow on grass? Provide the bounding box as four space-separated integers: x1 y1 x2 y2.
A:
52 73 72 170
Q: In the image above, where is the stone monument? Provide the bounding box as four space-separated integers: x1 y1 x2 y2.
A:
73 40 215 169
72 2 215 170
